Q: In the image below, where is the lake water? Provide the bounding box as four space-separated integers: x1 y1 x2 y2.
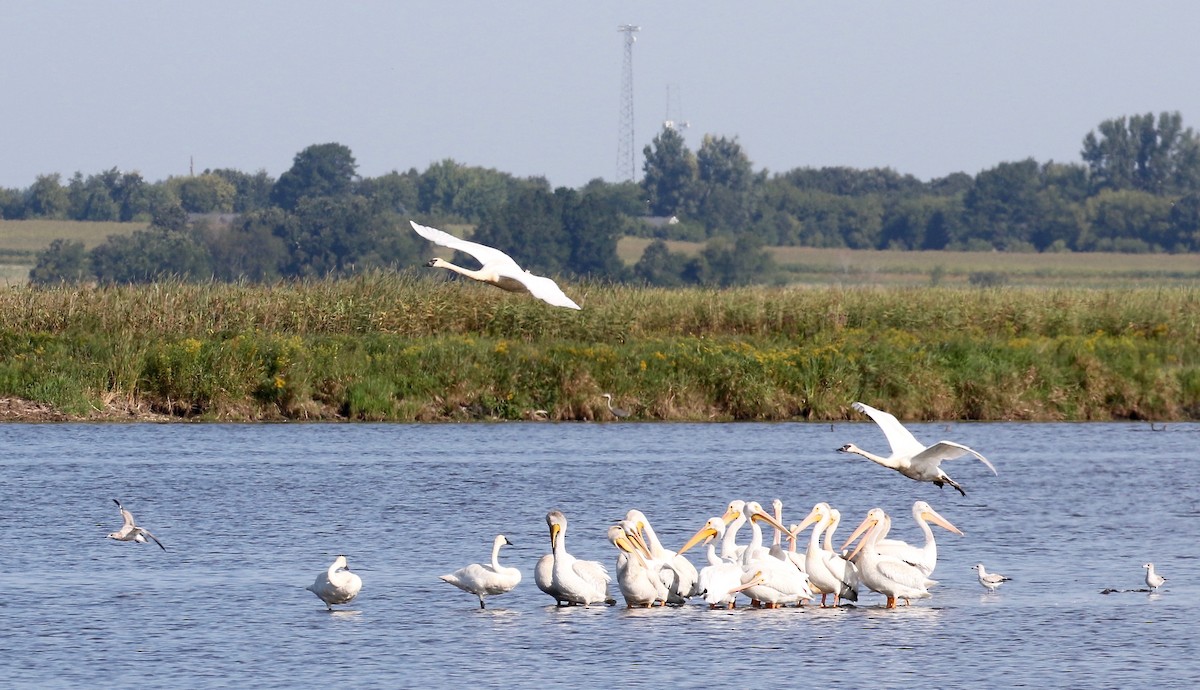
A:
2 421 1198 688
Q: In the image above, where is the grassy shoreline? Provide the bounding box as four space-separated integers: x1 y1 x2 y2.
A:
1 276 1197 422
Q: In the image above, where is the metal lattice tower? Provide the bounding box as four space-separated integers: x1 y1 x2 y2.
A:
616 24 640 182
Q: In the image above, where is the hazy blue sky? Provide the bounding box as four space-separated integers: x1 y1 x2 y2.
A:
3 1 1198 190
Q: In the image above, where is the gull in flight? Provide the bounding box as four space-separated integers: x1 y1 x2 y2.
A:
410 220 581 310
106 499 165 550
1143 562 1166 591
839 401 997 496
307 555 363 610
972 563 1011 592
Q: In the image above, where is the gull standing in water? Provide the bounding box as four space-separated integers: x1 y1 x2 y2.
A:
106 499 165 550
410 220 582 310
1144 563 1166 591
839 401 997 496
439 535 522 609
307 555 363 610
972 563 1011 592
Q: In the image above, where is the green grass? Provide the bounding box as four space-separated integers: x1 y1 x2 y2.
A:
0 220 148 285
0 276 1197 422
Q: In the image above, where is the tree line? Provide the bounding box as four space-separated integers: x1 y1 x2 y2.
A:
11 112 1200 287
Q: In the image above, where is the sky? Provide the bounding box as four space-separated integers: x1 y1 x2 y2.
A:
3 1 1199 190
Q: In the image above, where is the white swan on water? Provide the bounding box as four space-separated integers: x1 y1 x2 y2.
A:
306 555 363 610
439 535 522 609
106 499 165 550
410 220 581 310
839 401 997 496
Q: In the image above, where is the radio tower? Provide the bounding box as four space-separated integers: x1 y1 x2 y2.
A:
616 24 640 182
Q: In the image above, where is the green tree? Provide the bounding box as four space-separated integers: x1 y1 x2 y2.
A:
89 228 213 283
168 173 237 214
962 159 1041 249
692 134 757 233
209 168 274 213
642 126 697 217
560 188 625 279
271 143 358 210
26 174 69 218
29 239 90 284
1082 112 1200 195
471 187 569 275
632 239 687 286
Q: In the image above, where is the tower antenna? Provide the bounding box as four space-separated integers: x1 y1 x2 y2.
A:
616 24 640 182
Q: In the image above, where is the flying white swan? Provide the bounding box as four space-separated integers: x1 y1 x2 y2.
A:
972 563 1012 592
608 522 669 607
439 535 522 609
547 510 612 606
106 499 165 550
410 220 581 310
624 509 699 603
1143 562 1166 591
846 510 936 608
306 555 363 610
839 401 997 496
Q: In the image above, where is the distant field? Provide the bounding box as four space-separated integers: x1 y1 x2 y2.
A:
617 237 1200 287
0 220 147 284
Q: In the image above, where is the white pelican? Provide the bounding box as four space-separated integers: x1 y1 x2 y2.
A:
106 499 165 550
872 500 962 576
846 509 936 609
439 535 522 609
839 401 997 496
1143 563 1166 591
607 522 669 607
625 509 699 603
739 501 813 608
679 516 746 609
536 511 570 605
972 563 1011 592
548 510 612 606
794 503 858 607
306 555 363 610
410 220 581 310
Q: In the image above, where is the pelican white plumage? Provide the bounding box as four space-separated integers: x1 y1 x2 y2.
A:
547 510 612 606
625 509 699 603
872 500 963 576
794 503 858 607
679 515 746 609
306 555 363 610
410 220 581 310
439 535 522 609
106 499 165 550
1143 562 1166 591
608 522 669 607
839 401 997 496
847 509 936 608
972 563 1011 592
739 501 813 608
536 511 570 605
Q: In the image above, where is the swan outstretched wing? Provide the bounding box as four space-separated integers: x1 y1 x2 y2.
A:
852 402 924 457
912 440 997 475
410 221 521 270
497 269 582 310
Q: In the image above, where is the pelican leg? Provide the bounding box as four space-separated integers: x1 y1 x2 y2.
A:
479 597 486 609
885 596 896 609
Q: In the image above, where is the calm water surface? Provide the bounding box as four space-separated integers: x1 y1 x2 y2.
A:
2 421 1198 688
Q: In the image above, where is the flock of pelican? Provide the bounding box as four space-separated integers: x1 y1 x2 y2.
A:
439 498 970 610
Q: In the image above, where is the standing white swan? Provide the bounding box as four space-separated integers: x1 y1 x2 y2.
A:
106 499 165 550
839 401 997 496
410 220 581 310
439 535 522 609
307 555 363 610
547 510 612 606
